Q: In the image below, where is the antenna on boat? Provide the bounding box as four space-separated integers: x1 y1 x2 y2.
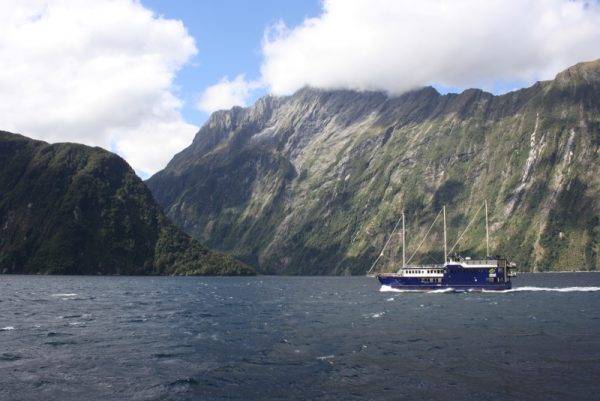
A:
402 212 406 268
443 205 447 263
485 200 490 257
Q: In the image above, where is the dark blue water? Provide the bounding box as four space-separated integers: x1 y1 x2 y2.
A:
1 274 600 401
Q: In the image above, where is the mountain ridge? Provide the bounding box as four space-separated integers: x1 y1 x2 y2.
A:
148 60 600 274
0 131 253 276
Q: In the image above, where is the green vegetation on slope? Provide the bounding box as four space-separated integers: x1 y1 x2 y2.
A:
0 131 253 276
148 60 600 274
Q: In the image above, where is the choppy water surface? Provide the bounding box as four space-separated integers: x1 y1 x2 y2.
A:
1 274 600 401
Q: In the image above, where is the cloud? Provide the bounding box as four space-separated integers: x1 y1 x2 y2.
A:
197 74 262 113
0 0 198 176
260 0 600 95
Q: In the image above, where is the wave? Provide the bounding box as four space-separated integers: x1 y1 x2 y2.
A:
380 285 415 293
380 285 600 293
1 326 15 331
490 286 600 293
380 285 454 293
427 288 456 293
52 293 78 297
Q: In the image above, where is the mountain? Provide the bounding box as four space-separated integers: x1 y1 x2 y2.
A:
147 60 600 274
0 131 253 275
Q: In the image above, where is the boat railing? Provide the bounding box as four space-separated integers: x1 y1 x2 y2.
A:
402 264 443 269
460 259 497 265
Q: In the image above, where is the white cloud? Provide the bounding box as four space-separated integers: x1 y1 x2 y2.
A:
260 0 600 95
197 74 262 113
0 0 198 176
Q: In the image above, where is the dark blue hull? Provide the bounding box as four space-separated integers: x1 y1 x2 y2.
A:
377 262 512 291
377 278 511 292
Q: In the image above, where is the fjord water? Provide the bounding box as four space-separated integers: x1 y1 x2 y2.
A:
1 274 600 401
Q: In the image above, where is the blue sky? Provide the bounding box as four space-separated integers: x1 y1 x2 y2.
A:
141 0 553 128
2 0 598 176
141 0 322 128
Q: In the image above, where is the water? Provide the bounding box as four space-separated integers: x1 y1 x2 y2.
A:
1 274 600 401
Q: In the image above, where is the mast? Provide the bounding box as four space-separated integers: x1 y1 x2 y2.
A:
443 205 447 263
485 200 490 257
402 212 406 268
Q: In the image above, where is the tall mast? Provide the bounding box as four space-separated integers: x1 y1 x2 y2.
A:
402 212 406 268
443 205 447 263
485 200 490 257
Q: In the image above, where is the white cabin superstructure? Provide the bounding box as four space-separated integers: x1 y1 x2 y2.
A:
397 266 445 277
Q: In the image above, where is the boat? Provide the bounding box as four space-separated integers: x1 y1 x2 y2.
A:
371 202 517 292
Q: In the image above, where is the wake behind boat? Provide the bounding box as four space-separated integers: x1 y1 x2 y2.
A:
370 202 517 292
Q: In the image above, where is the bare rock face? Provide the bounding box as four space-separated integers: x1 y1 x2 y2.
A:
0 132 253 276
147 60 600 274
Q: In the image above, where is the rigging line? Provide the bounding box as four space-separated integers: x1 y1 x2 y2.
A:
425 254 441 265
448 202 486 255
406 208 443 265
367 213 404 274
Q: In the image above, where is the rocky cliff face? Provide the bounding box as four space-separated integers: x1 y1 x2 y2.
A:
0 131 253 275
148 60 600 274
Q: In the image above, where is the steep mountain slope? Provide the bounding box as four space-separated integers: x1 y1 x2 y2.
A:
148 60 600 274
0 131 253 275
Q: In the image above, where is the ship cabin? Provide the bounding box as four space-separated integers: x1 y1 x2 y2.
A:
370 202 517 290
446 256 512 284
395 256 515 284
397 266 444 277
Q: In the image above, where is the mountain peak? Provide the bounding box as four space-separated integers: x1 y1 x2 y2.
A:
0 130 253 276
554 59 600 86
148 59 600 274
